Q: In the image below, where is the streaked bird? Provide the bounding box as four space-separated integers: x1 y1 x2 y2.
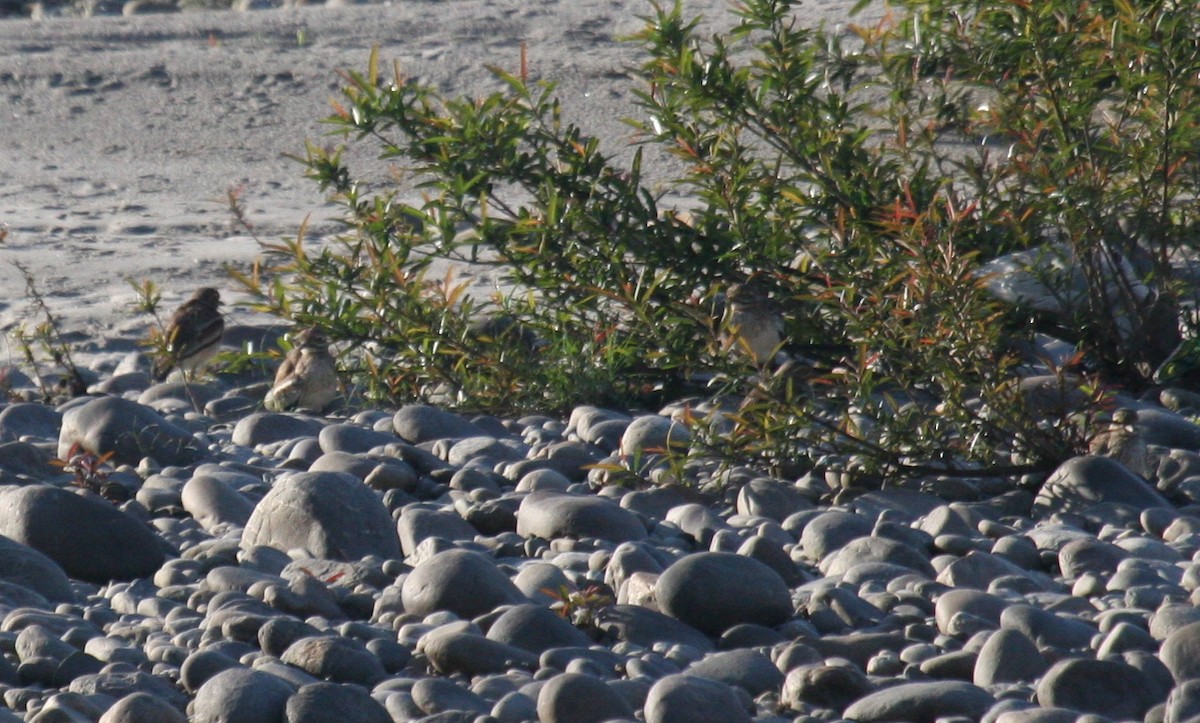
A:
722 277 785 367
1088 407 1150 478
153 287 224 381
264 327 340 413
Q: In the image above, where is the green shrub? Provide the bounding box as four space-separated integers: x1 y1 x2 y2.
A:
236 0 1200 484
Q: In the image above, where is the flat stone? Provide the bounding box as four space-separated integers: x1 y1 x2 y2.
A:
842 681 995 722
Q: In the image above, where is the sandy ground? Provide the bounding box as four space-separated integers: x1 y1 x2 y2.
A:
0 0 870 373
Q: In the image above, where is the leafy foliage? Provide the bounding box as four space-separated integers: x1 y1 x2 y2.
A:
235 0 1200 485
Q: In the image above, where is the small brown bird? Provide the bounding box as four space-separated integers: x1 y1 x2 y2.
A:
263 327 340 413
722 276 785 367
153 287 225 381
1088 407 1150 478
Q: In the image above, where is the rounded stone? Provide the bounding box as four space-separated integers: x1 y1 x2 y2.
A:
181 474 254 533
536 672 635 723
397 507 479 558
0 403 61 443
420 628 539 677
655 552 792 636
98 691 187 723
1058 537 1127 580
934 589 1009 635
644 674 751 723
1160 621 1200 682
516 490 647 544
0 535 74 603
485 604 595 654
819 536 935 578
317 423 397 454
392 404 485 443
973 629 1046 686
284 681 391 723
59 396 201 466
191 668 294 723
279 635 385 686
231 412 326 448
842 680 995 722
781 662 872 711
684 648 784 696
619 415 691 458
1164 679 1200 723
241 471 401 561
595 605 715 653
937 551 1047 591
1036 657 1161 719
401 549 525 618
1000 604 1096 651
0 485 164 583
1034 455 1171 517
799 511 876 561
735 478 812 522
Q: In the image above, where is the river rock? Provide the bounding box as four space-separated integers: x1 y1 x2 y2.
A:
231 412 326 448
516 490 647 543
280 635 386 685
1036 657 1162 719
241 471 401 560
684 648 783 696
393 404 485 443
842 680 995 722
485 604 594 653
0 484 164 582
0 535 74 603
973 629 1046 686
190 668 294 723
644 674 750 723
1034 456 1171 517
59 396 201 466
536 672 635 723
285 681 391 723
97 691 187 723
420 628 539 676
181 473 254 533
401 549 525 618
656 552 792 636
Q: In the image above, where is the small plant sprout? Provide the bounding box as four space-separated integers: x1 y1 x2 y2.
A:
543 583 614 633
52 442 119 499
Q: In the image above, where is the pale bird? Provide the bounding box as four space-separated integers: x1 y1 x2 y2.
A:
153 287 224 381
1088 408 1150 478
722 277 785 366
264 327 340 413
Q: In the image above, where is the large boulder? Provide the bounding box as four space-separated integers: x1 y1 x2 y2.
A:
241 471 400 561
656 552 792 636
0 485 163 582
59 396 201 467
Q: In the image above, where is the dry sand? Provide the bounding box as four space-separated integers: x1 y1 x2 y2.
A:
0 0 870 373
